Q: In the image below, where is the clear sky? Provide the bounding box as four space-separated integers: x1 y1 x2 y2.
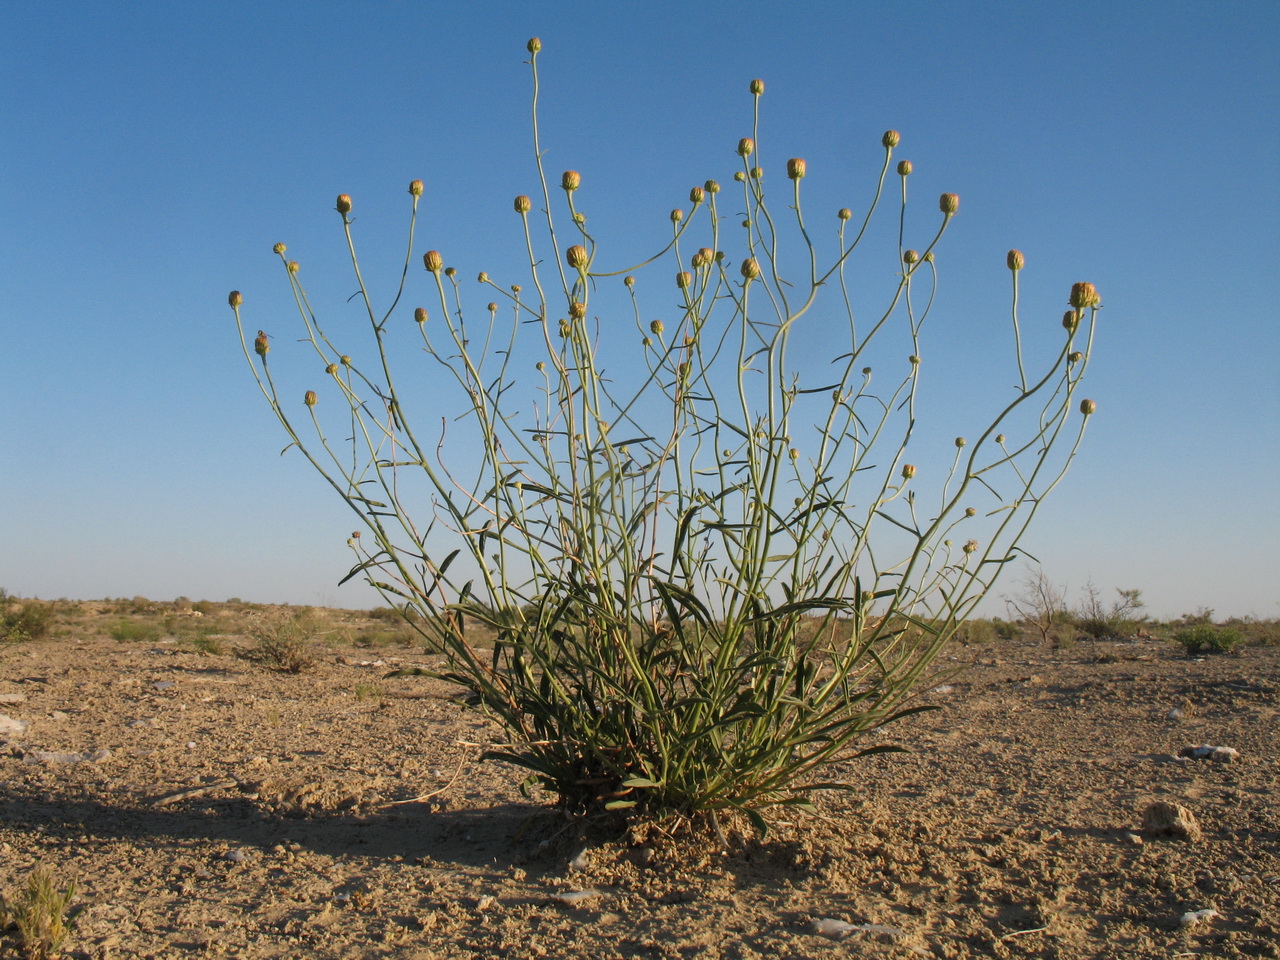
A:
3 1 1277 620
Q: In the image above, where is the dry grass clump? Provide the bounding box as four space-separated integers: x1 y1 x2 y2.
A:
0 865 77 960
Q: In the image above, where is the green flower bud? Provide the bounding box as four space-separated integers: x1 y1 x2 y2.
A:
408 179 424 197
423 250 443 273
737 137 754 158
897 160 912 176
1080 398 1097 415
514 195 532 214
903 249 920 265
566 245 589 272
939 193 959 215
670 208 683 222
414 307 427 324
963 539 979 555
882 130 901 149
837 208 852 221
1007 249 1025 271
477 271 489 283
527 37 542 53
787 158 807 180
272 243 286 255
965 507 976 517
1069 282 1100 310
902 464 917 480
676 271 692 289
287 260 299 274
955 437 966 448
488 302 499 313
624 275 636 287
740 257 762 281
561 170 581 192
704 179 720 194
304 390 317 407
749 78 765 96
228 290 243 308
690 186 705 204
569 301 586 319
335 194 352 214
650 319 664 334
326 363 338 374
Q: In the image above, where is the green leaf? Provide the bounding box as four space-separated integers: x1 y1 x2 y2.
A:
603 799 638 810
621 777 662 789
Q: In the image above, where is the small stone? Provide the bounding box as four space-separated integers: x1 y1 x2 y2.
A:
1123 832 1143 845
0 714 29 737
1142 800 1203 842
1180 908 1219 928
153 681 175 691
50 711 69 721
127 718 154 729
551 889 602 906
223 849 251 863
0 693 26 703
1179 744 1240 763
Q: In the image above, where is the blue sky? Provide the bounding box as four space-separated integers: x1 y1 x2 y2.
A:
2 1 1277 620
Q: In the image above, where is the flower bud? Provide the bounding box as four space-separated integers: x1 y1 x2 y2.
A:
837 208 852 221
740 257 762 280
939 193 959 215
995 433 1006 444
750 78 765 96
272 243 286 255
304 390 317 407
340 355 352 367
477 271 489 283
511 284 522 294
903 249 919 265
909 355 920 365
326 363 338 374
423 250 443 273
566 244 589 271
1069 282 1100 310
287 260 300 274
1069 350 1084 363
882 130 901 149
561 170 581 192
254 330 269 356
1063 310 1080 332
693 247 714 268
488 302 499 313
569 301 586 319
573 212 586 225
408 179 424 197
790 448 799 460
965 507 976 517
963 539 979 555
897 160 912 176
558 319 570 337
733 171 746 183
902 464 917 480
955 437 966 448
923 251 935 262
1007 249 1025 271
514 195 532 214
650 319 664 335
624 275 636 287
787 158 806 180
670 208 683 222
527 37 542 53
336 194 352 215
676 271 692 289
444 266 456 278
536 360 546 372
737 137 755 158
228 290 243 308
690 186 705 204
750 166 763 180
704 179 720 194
1079 398 1097 415
862 366 872 375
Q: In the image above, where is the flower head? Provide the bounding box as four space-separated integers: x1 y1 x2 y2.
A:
882 130 901 149
561 170 581 192
514 195 532 214
939 193 959 215
1007 249 1025 271
787 158 807 180
423 250 443 273
408 179 424 197
335 194 352 215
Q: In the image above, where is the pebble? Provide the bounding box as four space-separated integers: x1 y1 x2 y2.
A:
223 849 251 863
568 848 591 872
1180 908 1219 928
0 693 26 703
1179 744 1240 763
811 919 907 941
153 681 175 691
551 889 602 906
0 714 29 736
127 719 155 729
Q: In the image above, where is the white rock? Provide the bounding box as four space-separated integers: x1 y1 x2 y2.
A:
0 714 29 736
0 693 25 704
551 889 601 906
1180 908 1219 928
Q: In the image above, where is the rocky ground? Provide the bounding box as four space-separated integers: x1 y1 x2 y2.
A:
1 618 1277 959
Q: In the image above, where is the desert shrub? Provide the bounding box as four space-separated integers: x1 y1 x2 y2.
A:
0 590 52 644
991 618 1020 640
108 619 161 643
0 864 77 960
230 40 1103 830
246 610 321 672
1073 583 1146 640
1174 625 1243 656
952 619 996 645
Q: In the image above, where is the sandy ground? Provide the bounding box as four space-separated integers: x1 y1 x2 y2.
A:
1 631 1277 959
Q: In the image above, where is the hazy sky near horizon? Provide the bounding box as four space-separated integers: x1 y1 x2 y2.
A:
2 1 1277 620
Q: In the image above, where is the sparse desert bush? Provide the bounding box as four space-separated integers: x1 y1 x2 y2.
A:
1 589 52 644
1174 624 1243 657
0 864 77 960
1073 582 1146 640
1004 565 1071 645
231 40 1103 829
246 610 321 672
107 619 161 643
952 619 996 645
